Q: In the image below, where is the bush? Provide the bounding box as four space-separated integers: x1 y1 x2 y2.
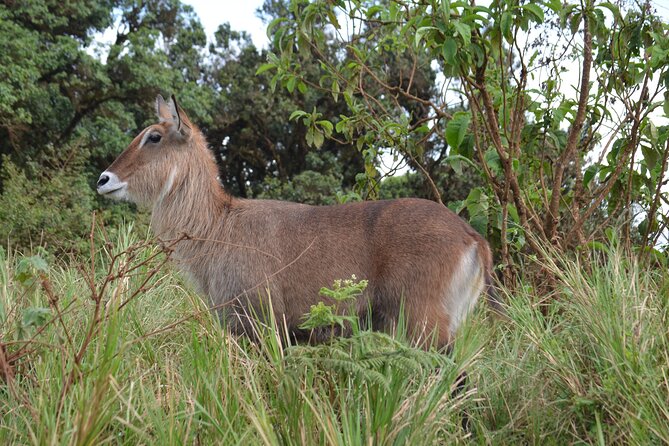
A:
258 152 347 205
0 156 94 253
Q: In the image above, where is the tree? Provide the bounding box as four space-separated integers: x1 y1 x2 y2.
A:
263 0 669 281
204 16 365 198
0 0 209 252
0 0 209 170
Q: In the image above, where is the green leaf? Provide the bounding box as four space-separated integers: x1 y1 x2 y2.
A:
22 307 51 329
545 0 562 13
286 76 297 93
641 144 659 170
317 120 333 136
267 17 287 35
306 128 314 147
472 42 486 67
326 9 340 29
445 111 471 150
289 110 307 121
441 0 451 22
453 22 471 44
331 79 340 102
507 203 519 223
647 121 659 143
299 301 336 330
449 157 463 175
335 115 350 133
15 254 48 288
255 63 276 75
569 12 582 35
458 134 475 158
584 164 599 187
367 5 383 18
442 36 458 66
464 187 489 235
313 130 325 148
581 241 607 252
608 138 626 165
522 4 545 23
598 2 622 21
415 26 438 47
484 148 503 176
269 74 279 92
500 11 513 42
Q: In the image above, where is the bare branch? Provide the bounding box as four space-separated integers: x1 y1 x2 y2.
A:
545 6 592 243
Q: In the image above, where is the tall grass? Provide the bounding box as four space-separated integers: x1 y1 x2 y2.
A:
1 226 667 444
467 243 669 444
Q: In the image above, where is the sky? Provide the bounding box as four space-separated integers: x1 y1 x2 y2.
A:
184 0 268 48
185 0 669 45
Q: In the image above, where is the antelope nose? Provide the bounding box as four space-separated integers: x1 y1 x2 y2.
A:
97 174 110 188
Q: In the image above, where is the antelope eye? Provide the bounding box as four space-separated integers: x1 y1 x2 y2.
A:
148 133 162 143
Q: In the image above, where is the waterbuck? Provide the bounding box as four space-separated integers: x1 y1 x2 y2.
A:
97 95 497 348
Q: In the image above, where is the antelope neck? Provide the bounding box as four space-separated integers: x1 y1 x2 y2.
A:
150 160 231 242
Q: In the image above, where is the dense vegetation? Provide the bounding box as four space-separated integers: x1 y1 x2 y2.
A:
1 0 669 444
1 227 667 444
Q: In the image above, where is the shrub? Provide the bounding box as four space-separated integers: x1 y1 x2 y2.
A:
0 156 94 253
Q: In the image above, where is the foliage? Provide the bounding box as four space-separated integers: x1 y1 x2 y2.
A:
259 169 343 205
263 0 669 282
0 0 211 252
258 152 348 204
0 0 207 168
0 156 94 253
468 240 669 443
207 22 365 198
298 275 367 332
379 166 483 205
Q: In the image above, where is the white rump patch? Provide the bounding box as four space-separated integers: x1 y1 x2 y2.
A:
444 243 485 335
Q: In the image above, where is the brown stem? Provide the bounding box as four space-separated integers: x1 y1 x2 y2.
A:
641 138 669 258
408 153 442 204
566 80 649 244
545 6 592 243
472 64 541 242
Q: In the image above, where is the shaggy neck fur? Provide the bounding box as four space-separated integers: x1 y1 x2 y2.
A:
150 131 231 248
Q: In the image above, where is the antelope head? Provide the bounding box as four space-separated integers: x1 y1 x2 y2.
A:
97 95 195 206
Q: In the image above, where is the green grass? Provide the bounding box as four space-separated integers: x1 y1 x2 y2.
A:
1 226 668 445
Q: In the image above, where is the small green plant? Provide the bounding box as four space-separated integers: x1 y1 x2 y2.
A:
10 250 52 340
14 249 48 289
273 276 469 444
299 275 367 334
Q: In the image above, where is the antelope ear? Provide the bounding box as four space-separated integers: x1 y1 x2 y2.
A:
169 95 192 138
156 95 174 122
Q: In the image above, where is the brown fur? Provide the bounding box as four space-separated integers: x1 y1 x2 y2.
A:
99 95 495 348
